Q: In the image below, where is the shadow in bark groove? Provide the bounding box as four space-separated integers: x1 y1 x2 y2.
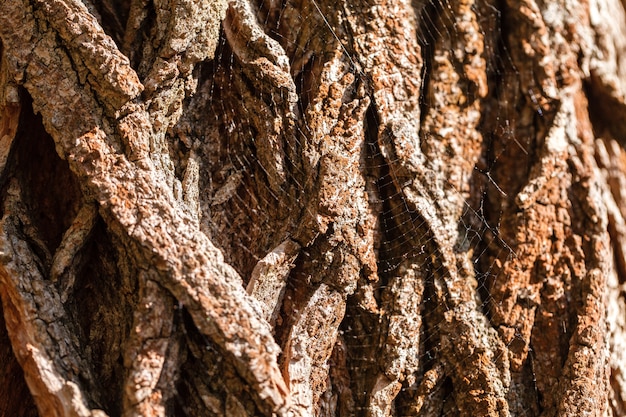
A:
13 92 82 256
69 217 135 417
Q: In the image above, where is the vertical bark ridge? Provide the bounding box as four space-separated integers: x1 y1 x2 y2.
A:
595 138 626 415
479 1 613 415
340 1 432 413
345 1 511 415
122 276 175 417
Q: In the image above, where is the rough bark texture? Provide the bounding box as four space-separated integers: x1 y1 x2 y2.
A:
0 0 625 416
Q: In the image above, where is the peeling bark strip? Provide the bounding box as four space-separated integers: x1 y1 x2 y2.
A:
1 0 626 416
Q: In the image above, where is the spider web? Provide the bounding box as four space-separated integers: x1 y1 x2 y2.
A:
187 0 533 412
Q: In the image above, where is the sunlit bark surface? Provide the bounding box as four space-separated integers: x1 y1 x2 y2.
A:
1 0 626 416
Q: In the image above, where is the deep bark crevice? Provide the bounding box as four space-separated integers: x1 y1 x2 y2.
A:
13 93 82 255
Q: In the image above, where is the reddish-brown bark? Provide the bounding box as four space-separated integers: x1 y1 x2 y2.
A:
1 0 626 416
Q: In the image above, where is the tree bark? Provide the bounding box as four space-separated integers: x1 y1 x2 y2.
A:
0 0 625 416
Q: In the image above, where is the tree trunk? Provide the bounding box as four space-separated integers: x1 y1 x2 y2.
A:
1 0 625 416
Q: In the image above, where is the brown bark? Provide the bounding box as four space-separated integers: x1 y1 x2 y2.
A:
0 0 625 416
